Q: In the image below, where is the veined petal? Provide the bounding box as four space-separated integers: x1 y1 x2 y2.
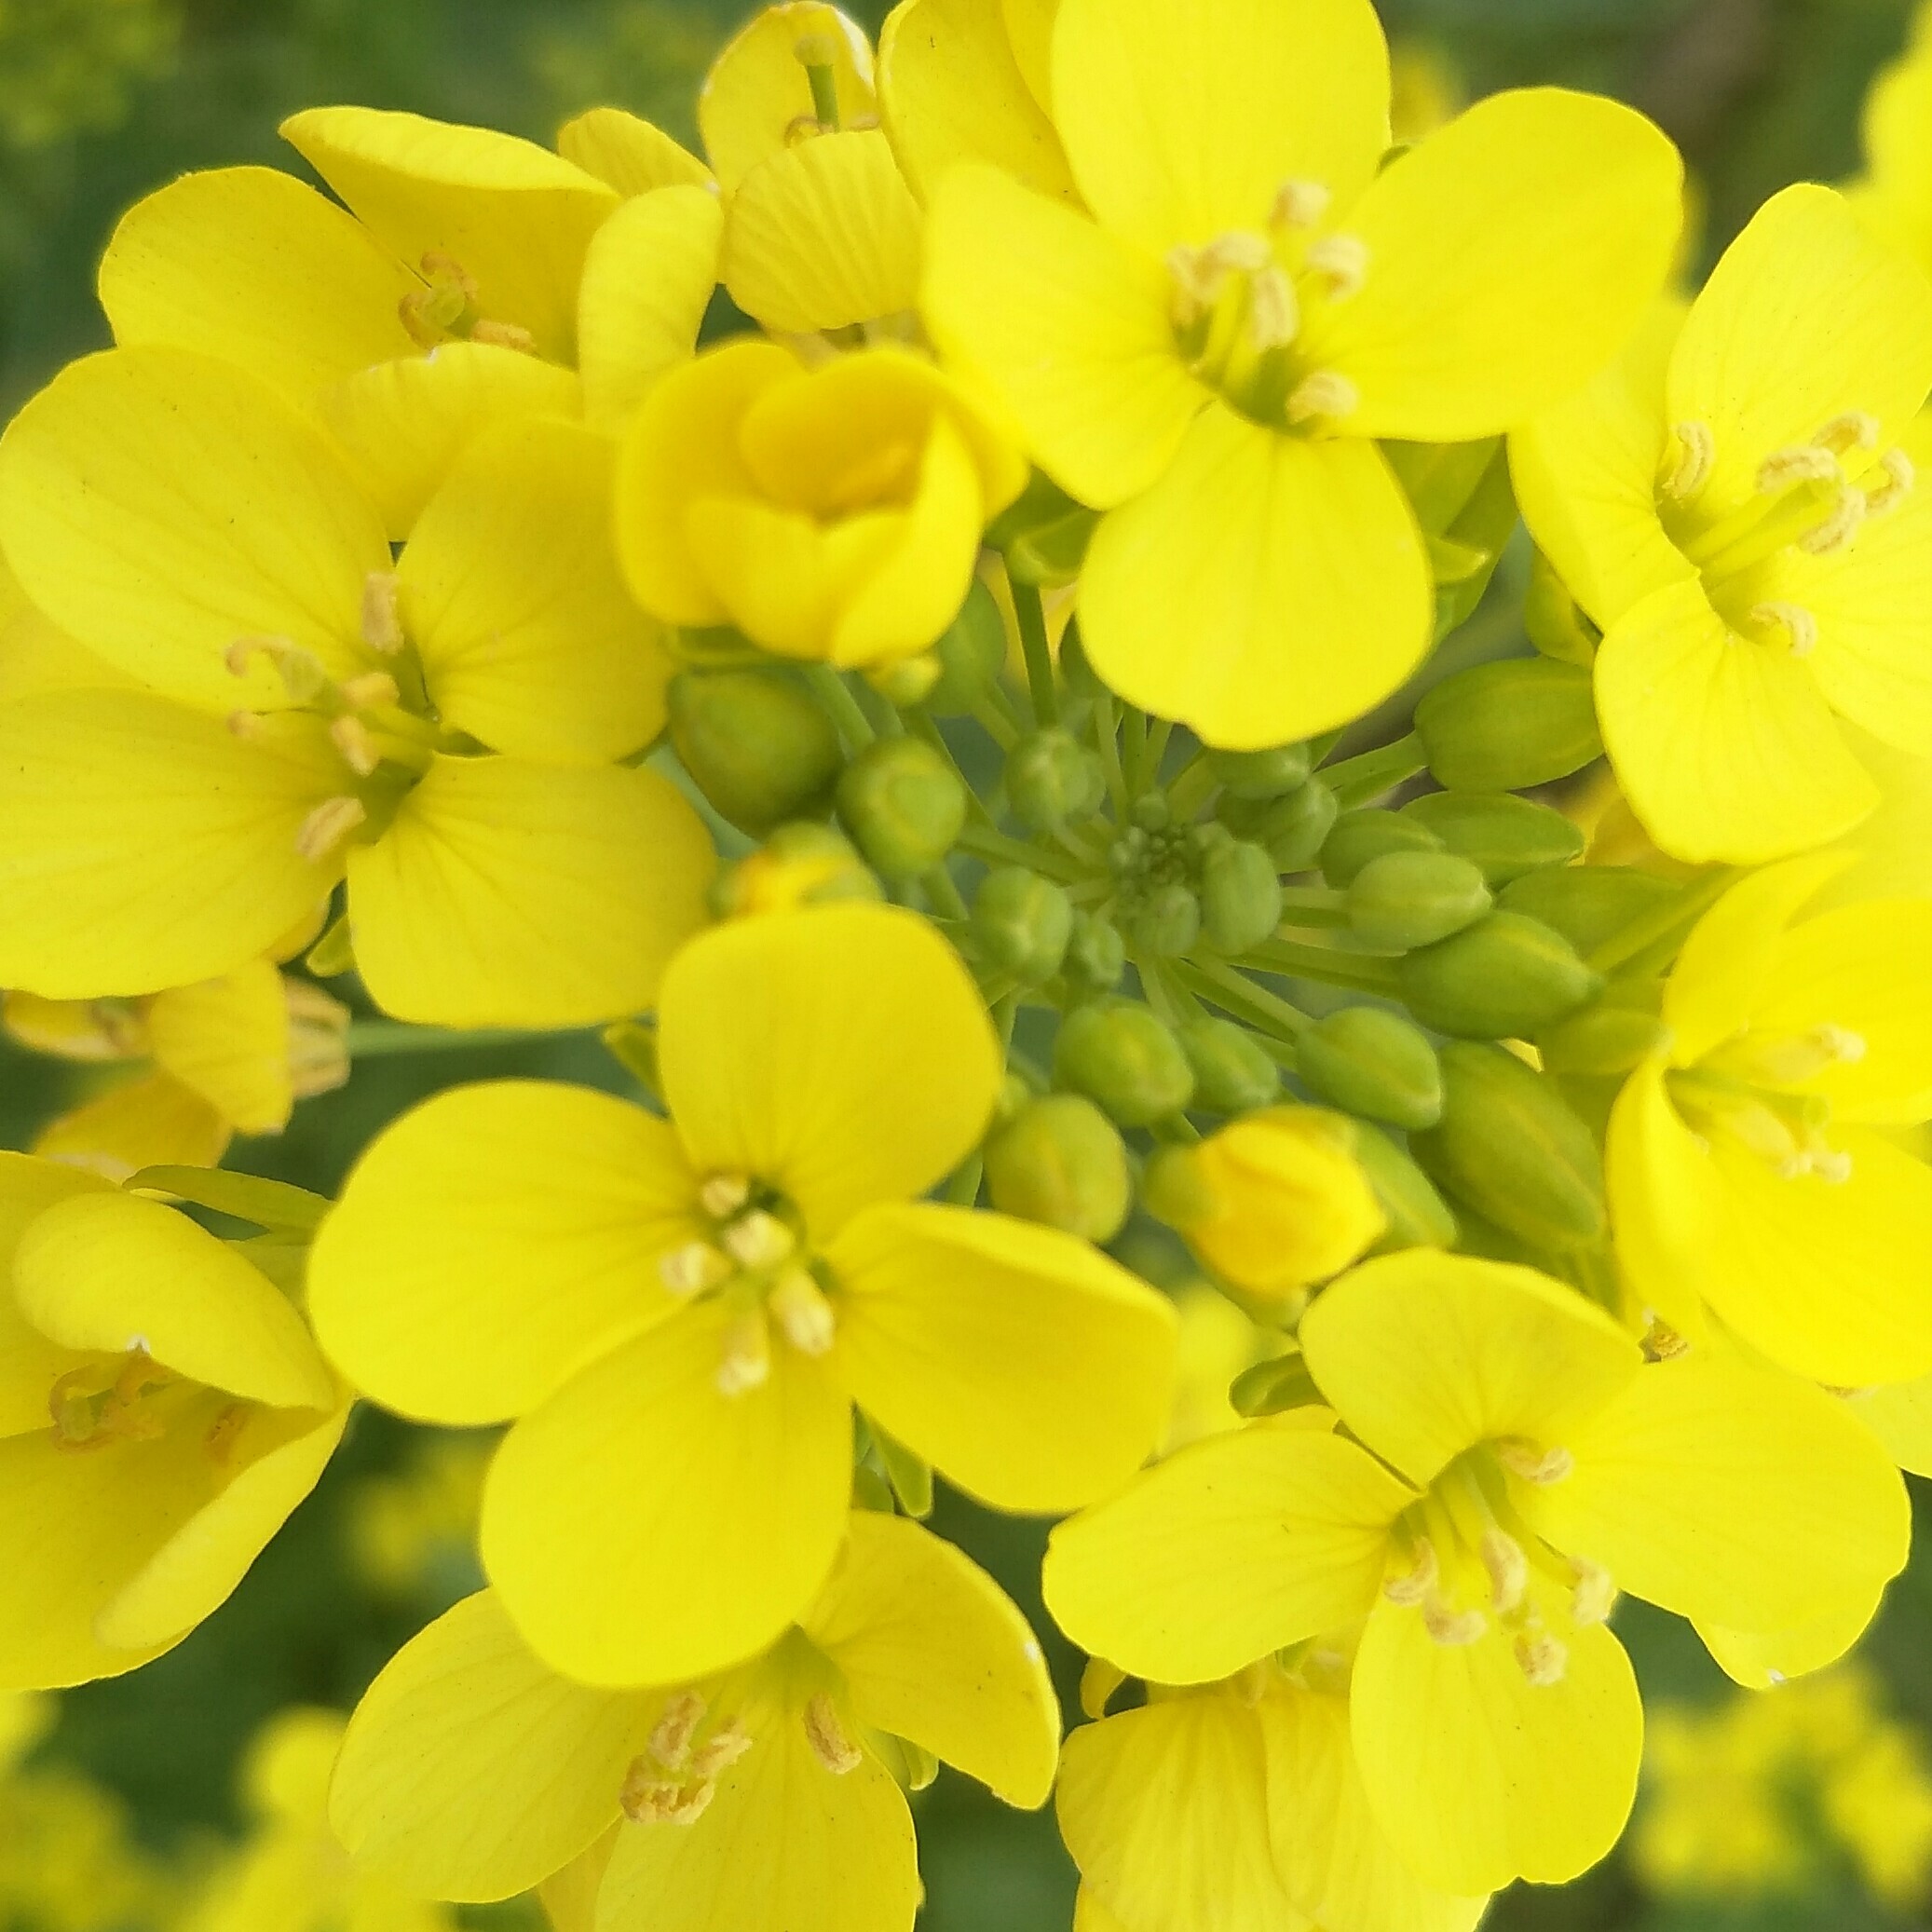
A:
1594 576 1877 866
557 108 714 196
1352 1598 1641 1894
317 340 582 540
1816 724 1932 905
921 162 1200 508
1602 1059 1721 1340
1052 0 1390 255
830 1201 1177 1513
1079 409 1433 748
578 186 722 433
482 1302 850 1686
539 1833 613 1932
801 1510 1058 1806
332 1590 647 1901
658 905 1000 1237
877 0 1077 205
280 108 619 363
0 692 339 1000
98 166 419 401
1307 89 1682 442
1058 1692 1305 1932
309 1081 701 1426
1520 1352 1908 1631
1667 184 1932 512
401 416 672 763
0 347 388 711
347 755 713 1027
722 129 922 333
1041 1422 1408 1685
1696 1585 1885 1689
1852 1372 1932 1477
1299 1250 1640 1490
146 959 293 1134
1509 302 1694 631
31 1075 231 1186
0 1153 111 1437
698 3 877 194
15 1191 334 1410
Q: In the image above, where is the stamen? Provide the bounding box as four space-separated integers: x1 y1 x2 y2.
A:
1494 1439 1574 1485
1285 371 1359 425
1514 1630 1569 1685
1811 1147 1854 1185
1272 179 1331 230
1382 1536 1439 1605
1748 601 1818 658
721 1210 794 1271
1481 1528 1529 1615
802 1694 863 1775
715 1309 772 1395
1641 1321 1688 1363
1247 266 1299 350
660 1240 732 1298
419 251 478 301
204 1403 250 1463
1660 421 1715 500
469 319 537 355
294 796 368 864
330 715 382 778
1816 1025 1866 1064
1757 444 1841 493
1305 234 1369 300
619 1761 717 1826
648 1692 706 1771
1798 484 1865 555
1813 411 1880 456
361 573 406 655
700 1173 752 1218
1421 1594 1487 1646
1571 1558 1616 1626
339 671 401 710
1863 446 1914 516
688 1721 753 1780
225 634 328 702
769 1267 837 1356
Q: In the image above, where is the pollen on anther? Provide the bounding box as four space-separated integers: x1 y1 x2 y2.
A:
1661 421 1714 500
648 1691 706 1771
361 572 407 655
1798 485 1865 555
330 714 381 778
1382 1537 1438 1606
1813 411 1880 456
769 1267 837 1357
1272 179 1331 230
1306 234 1369 300
660 1240 731 1298
802 1693 863 1776
1864 446 1915 516
715 1309 772 1396
1748 601 1818 659
1514 1630 1569 1686
294 796 368 864
722 1209 794 1271
700 1172 752 1218
1757 444 1842 494
1286 371 1359 426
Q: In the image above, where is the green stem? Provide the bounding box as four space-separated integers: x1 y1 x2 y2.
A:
923 864 970 920
955 823 1084 883
1121 707 1148 793
804 665 878 750
1136 955 1177 1023
970 694 1018 751
1184 959 1312 1037
1091 691 1130 817
1586 866 1739 975
1139 717 1176 791
1241 938 1402 996
1276 886 1350 929
1166 749 1218 822
345 1020 578 1056
1012 579 1060 726
1322 731 1426 810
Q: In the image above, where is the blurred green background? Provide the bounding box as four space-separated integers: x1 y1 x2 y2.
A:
5 0 1932 1927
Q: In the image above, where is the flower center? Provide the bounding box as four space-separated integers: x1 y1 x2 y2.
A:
397 251 536 356
620 1689 754 1826
1669 1019 1866 1183
48 1348 254 1462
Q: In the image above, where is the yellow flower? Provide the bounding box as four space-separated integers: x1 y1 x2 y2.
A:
328 1512 1058 1932
1514 187 1932 863
1606 854 1932 1386
308 904 1176 1686
347 1430 493 1603
922 0 1681 747
188 1707 456 1932
616 337 1026 666
1041 1250 1908 1894
1852 4 1932 284
0 346 713 1027
0 1158 348 1689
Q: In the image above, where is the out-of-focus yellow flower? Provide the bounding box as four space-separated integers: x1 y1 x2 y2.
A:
1852 2 1932 281
348 1430 494 1603
329 1514 1057 1932
617 338 1025 665
1387 40 1465 146
1515 188 1932 863
0 0 176 152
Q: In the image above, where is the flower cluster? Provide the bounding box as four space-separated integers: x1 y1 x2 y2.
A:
3 1 1932 1929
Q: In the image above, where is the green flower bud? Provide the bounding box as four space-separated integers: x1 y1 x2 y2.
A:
1122 881 1202 959
1318 807 1441 888
864 652 943 708
1537 1000 1674 1076
972 865 1073 984
1345 850 1491 951
1496 864 1680 957
1399 791 1585 885
1415 657 1602 792
1131 790 1173 833
1006 727 1106 833
712 823 881 918
1054 1000 1195 1126
1396 910 1604 1039
1199 837 1284 955
1349 1120 1459 1253
835 737 968 878
1409 1041 1606 1251
1230 1350 1321 1418
1177 1014 1281 1113
668 667 842 837
1219 779 1339 872
1065 911 1126 992
984 1093 1132 1242
1523 551 1599 667
1210 742 1313 800
1294 1007 1442 1130
923 578 1007 716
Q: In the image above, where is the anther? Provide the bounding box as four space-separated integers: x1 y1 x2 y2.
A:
648 1692 706 1771
1494 1439 1574 1485
1247 266 1299 350
1816 1024 1866 1064
330 714 382 778
1811 1147 1854 1185
204 1403 250 1463
1481 1528 1529 1615
1660 421 1714 500
715 1309 772 1396
1272 179 1331 230
769 1267 837 1357
1421 1594 1487 1646
294 796 368 864
1514 1630 1569 1686
1306 234 1369 300
1799 485 1865 555
687 1721 752 1781
339 671 401 710
1748 601 1818 658
1757 444 1841 493
225 634 328 702
419 251 479 301
1382 1537 1439 1606
1570 1558 1616 1626
619 1762 716 1827
722 1210 794 1271
802 1694 863 1775
1286 371 1359 425
1864 446 1914 516
361 573 406 655
469 319 537 355
1813 411 1880 456
699 1173 752 1219
659 1240 732 1298
1641 1320 1688 1362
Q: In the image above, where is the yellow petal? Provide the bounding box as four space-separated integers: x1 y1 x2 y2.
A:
557 107 714 195
1058 1692 1306 1932
698 3 877 194
1816 723 1932 905
1696 1585 1885 1689
1521 1352 1908 1631
1594 577 1877 865
877 0 1077 205
0 347 388 712
831 1201 1177 1512
921 162 1200 508
16 1191 334 1409
346 755 713 1027
578 185 723 433
1852 1372 1932 1476
400 416 672 763
801 1510 1058 1806
0 1152 111 1436
1080 408 1433 748
317 340 583 540
1001 0 1056 111
245 1705 346 1823
1601 1058 1720 1341
1509 300 1695 630
1298 1249 1639 1490
32 1074 231 1185
1051 0 1389 254
280 107 619 363
722 129 922 333
658 905 1000 1237
1352 1598 1641 1894
333 1590 645 1901
539 1832 614 1932
0 692 339 1000
310 1081 700 1425
147 959 293 1134
482 1300 850 1685
1667 184 1932 512
1305 89 1682 442
98 166 419 402
1041 1423 1408 1685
